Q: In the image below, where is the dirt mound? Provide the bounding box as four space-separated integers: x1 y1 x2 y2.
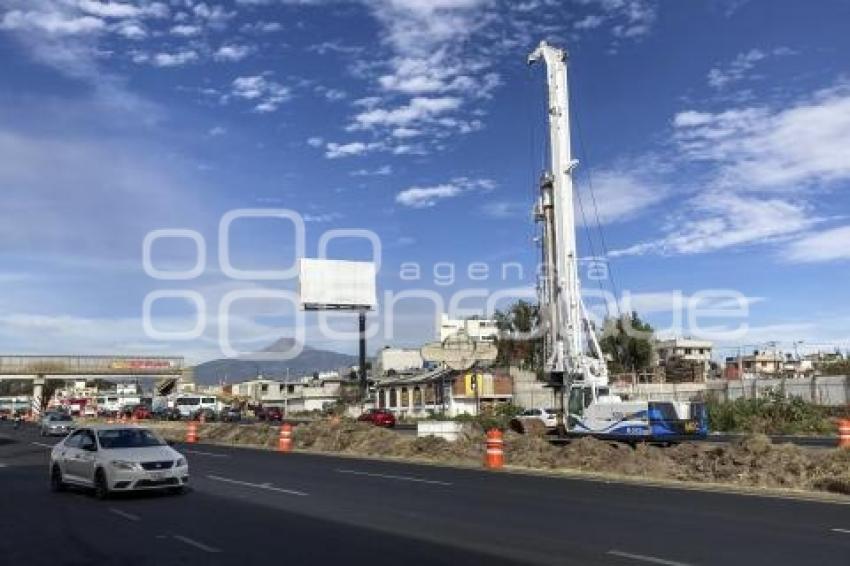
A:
148 420 850 497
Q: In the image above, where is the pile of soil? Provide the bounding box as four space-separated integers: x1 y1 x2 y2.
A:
145 420 850 496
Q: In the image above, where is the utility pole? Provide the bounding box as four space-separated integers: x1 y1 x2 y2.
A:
358 309 367 399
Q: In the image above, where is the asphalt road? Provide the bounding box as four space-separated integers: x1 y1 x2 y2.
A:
1 421 848 566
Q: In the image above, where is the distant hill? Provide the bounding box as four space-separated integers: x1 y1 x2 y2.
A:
192 338 358 385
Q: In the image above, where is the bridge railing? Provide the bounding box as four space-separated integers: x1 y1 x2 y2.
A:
0 355 185 375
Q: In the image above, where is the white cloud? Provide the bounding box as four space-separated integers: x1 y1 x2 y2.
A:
0 9 105 35
396 177 495 208
612 193 818 256
231 75 290 112
576 0 657 39
214 44 253 62
208 126 227 136
352 96 461 130
77 1 140 19
152 50 198 67
170 24 201 36
480 201 527 219
325 141 383 159
240 20 283 33
579 169 666 224
114 20 146 39
306 136 324 148
784 226 850 263
673 83 850 191
707 47 794 90
303 212 344 223
351 165 393 176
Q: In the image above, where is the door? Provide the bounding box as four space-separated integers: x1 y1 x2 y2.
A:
60 430 85 482
75 430 98 484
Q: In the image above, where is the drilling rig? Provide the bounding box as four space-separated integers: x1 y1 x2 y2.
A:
528 41 707 441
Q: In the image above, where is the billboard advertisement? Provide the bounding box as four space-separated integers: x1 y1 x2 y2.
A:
299 258 377 310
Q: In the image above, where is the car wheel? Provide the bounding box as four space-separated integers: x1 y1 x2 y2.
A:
93 469 111 500
50 465 66 492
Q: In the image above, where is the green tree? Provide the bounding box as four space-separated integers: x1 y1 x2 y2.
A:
599 312 654 373
493 300 543 370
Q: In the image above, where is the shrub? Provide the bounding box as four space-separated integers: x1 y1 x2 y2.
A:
706 389 834 435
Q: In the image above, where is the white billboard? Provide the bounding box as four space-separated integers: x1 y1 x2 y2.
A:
299 258 377 310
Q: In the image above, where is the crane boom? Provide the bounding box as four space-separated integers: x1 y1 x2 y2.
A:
529 40 607 387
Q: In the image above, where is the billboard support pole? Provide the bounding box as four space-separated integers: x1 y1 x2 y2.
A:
358 310 367 398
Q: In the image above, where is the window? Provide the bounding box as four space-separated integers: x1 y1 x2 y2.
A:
64 430 84 448
202 398 215 404
568 388 584 416
98 428 165 449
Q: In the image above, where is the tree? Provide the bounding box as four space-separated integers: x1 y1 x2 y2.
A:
599 312 654 373
493 300 543 370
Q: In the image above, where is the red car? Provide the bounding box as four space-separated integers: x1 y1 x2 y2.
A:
263 407 283 422
131 405 152 420
358 409 396 428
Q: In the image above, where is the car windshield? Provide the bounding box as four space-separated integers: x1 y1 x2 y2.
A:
97 428 166 449
51 415 72 422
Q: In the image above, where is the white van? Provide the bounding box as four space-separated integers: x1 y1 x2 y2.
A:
173 396 219 418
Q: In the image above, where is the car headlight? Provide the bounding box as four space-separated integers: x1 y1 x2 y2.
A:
110 460 139 470
175 457 187 468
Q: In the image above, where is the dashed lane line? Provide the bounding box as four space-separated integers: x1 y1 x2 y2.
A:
206 474 308 496
831 528 850 535
172 535 221 554
109 508 141 522
335 468 453 486
607 549 694 566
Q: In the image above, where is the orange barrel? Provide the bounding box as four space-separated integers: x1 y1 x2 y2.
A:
485 428 504 469
278 423 293 453
186 421 198 444
839 419 850 448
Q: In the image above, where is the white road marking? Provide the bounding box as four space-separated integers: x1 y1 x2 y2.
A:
831 528 850 534
607 549 694 566
109 508 140 522
182 449 229 458
335 468 453 486
0 463 7 468
206 474 308 496
172 535 221 553
31 442 54 448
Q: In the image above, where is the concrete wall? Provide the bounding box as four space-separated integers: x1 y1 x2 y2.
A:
611 375 850 406
510 368 555 409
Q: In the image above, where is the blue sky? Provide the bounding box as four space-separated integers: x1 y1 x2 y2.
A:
0 0 848 363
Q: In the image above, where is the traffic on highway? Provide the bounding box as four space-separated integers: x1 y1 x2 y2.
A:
2 416 849 566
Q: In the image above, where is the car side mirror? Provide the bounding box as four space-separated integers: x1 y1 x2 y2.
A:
166 440 174 446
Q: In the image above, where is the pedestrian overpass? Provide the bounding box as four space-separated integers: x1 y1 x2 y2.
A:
0 355 188 416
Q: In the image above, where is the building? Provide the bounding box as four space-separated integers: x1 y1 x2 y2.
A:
438 314 499 343
376 347 423 376
654 338 713 382
228 375 346 414
373 368 513 418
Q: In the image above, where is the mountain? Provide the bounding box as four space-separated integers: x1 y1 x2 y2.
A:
192 338 359 385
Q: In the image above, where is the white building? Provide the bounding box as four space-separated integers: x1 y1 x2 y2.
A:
228 376 346 414
438 314 499 343
376 347 423 376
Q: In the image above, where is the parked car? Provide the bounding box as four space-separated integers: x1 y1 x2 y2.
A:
262 407 283 422
40 413 76 437
192 407 217 422
49 425 188 498
131 405 152 420
0 408 11 420
357 409 396 428
220 406 242 422
152 407 182 421
516 408 559 428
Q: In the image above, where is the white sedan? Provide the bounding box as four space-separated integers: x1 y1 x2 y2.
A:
49 425 188 498
517 408 559 428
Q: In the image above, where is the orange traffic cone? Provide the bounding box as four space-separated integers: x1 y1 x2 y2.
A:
278 423 293 453
839 419 850 448
485 428 504 469
186 421 198 444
